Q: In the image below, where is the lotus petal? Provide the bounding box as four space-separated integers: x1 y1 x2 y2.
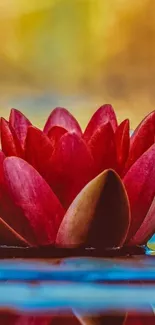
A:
115 119 130 175
0 217 29 246
0 118 22 157
87 122 117 175
9 108 31 151
83 105 118 142
129 195 155 245
14 316 52 325
0 314 52 325
49 132 95 208
47 125 67 146
52 315 80 325
25 126 54 183
124 111 155 173
123 144 155 242
43 107 82 136
74 312 125 325
3 157 65 245
0 150 5 182
124 311 155 325
56 169 130 248
0 183 33 245
0 152 32 243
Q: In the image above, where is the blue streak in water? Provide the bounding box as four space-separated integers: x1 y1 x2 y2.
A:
0 282 153 313
0 259 153 282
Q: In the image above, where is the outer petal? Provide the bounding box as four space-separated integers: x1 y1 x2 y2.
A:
47 125 67 146
43 107 82 136
124 311 155 325
124 110 155 173
49 132 95 208
87 122 117 175
0 118 22 157
56 169 130 248
3 157 65 245
83 104 118 142
0 314 52 325
9 108 31 151
25 126 54 183
129 195 155 245
0 151 35 245
0 217 29 246
123 144 155 242
0 185 33 245
115 119 130 175
75 313 125 325
14 316 52 325
52 315 80 325
0 150 27 245
0 150 5 181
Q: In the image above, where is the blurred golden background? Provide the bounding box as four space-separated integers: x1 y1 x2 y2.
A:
0 0 155 129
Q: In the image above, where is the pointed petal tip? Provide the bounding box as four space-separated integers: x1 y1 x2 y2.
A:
9 108 30 120
115 119 130 175
25 125 54 182
83 104 118 142
56 168 130 248
10 107 19 115
0 117 8 124
0 118 21 157
9 108 31 151
43 107 82 136
124 110 155 173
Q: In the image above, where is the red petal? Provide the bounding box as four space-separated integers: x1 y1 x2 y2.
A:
0 150 5 182
0 152 32 244
124 311 155 325
9 108 31 151
124 111 155 173
87 122 117 175
52 314 81 325
43 107 82 136
83 104 118 142
75 313 125 325
0 314 52 325
56 170 130 248
0 217 29 246
0 118 22 157
49 132 95 208
129 195 155 245
123 144 155 242
25 126 54 183
47 125 67 146
3 157 65 245
115 119 130 175
14 316 52 325
0 182 32 245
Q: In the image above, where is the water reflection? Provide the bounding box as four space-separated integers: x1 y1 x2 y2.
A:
0 255 154 324
0 281 155 313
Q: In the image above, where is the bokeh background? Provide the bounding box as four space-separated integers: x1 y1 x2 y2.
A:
0 0 155 130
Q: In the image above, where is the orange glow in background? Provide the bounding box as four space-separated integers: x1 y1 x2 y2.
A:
0 0 154 129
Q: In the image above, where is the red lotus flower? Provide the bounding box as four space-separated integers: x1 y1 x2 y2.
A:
0 105 155 249
0 105 155 325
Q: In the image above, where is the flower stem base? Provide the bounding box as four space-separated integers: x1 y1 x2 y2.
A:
0 244 147 258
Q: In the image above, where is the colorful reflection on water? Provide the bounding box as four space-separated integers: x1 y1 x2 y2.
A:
0 254 154 323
